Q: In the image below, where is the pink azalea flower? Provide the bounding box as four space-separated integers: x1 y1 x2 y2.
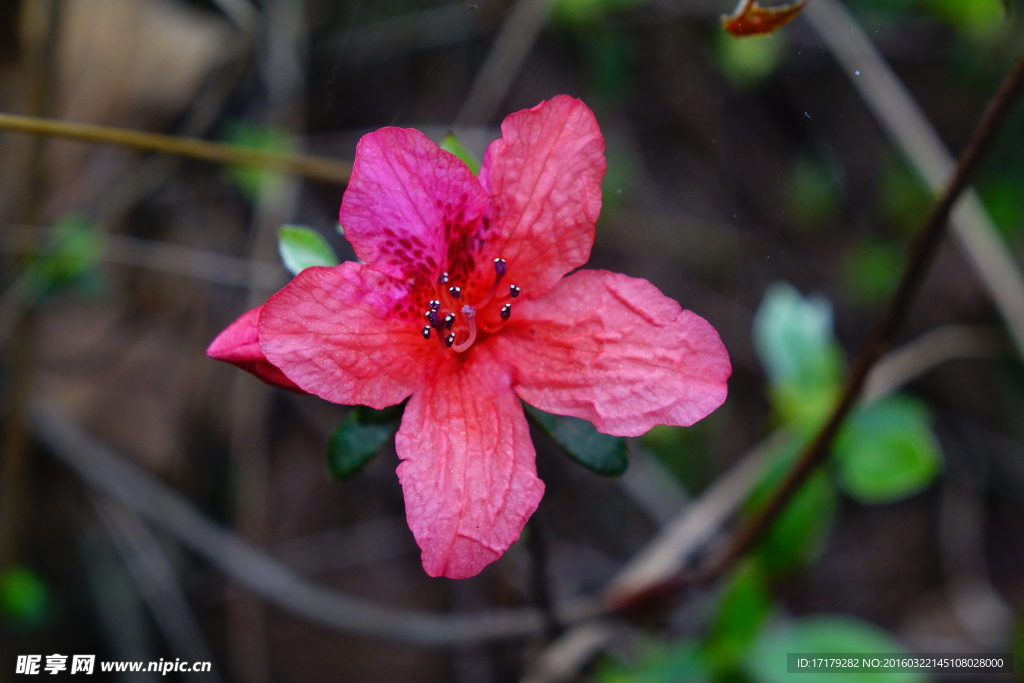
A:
208 95 731 579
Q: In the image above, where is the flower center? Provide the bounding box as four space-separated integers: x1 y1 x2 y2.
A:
419 258 521 357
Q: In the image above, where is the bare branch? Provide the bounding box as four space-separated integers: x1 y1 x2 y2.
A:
29 400 547 647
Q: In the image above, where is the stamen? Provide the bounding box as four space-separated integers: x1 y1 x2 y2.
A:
421 326 432 339
445 332 456 348
500 303 512 320
509 284 521 298
443 313 456 330
426 310 440 327
438 272 450 285
428 299 441 312
449 285 462 299
452 306 479 353
493 258 507 277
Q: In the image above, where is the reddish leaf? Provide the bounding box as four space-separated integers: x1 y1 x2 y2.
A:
722 0 807 37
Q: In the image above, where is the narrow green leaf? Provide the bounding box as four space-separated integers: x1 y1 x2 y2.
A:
278 225 339 276
833 396 941 504
524 403 628 476
440 133 481 175
594 639 708 683
325 405 402 480
747 616 926 683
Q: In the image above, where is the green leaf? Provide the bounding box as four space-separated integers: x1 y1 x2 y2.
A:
843 241 903 305
833 396 941 504
0 566 49 627
524 403 628 476
746 437 837 576
277 225 339 276
325 405 403 480
753 283 844 427
747 616 926 683
440 133 480 175
703 558 773 674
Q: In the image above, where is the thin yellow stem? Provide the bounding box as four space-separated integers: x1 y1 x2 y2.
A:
0 112 351 184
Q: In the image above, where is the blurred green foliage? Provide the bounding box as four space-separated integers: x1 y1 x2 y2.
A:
843 241 903 305
978 173 1024 242
552 0 643 25
788 158 842 228
748 616 927 683
222 121 293 202
277 225 339 276
0 565 49 628
878 155 933 236
714 32 784 88
20 214 102 304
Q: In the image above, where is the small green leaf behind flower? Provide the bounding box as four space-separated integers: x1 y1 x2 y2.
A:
524 403 628 476
325 404 404 480
277 225 339 276
440 133 481 175
833 396 941 504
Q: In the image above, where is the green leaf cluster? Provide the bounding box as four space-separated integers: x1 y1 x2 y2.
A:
753 282 941 505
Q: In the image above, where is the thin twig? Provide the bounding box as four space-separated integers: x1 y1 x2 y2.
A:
92 496 223 683
29 400 548 646
0 112 351 184
701 47 1024 581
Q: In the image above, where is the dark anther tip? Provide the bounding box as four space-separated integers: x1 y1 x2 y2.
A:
429 299 441 311
449 286 462 299
444 313 456 330
426 310 440 327
509 284 521 298
445 332 456 347
439 272 450 285
421 326 432 339
500 303 512 320
494 258 507 276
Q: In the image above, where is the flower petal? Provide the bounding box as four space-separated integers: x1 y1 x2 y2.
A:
339 127 489 283
495 270 731 437
396 348 545 579
206 305 304 392
479 95 606 298
259 262 436 409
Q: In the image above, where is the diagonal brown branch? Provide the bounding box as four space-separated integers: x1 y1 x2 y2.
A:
700 47 1024 582
0 112 351 184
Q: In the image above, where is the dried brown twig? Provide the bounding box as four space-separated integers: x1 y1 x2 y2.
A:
0 112 351 184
